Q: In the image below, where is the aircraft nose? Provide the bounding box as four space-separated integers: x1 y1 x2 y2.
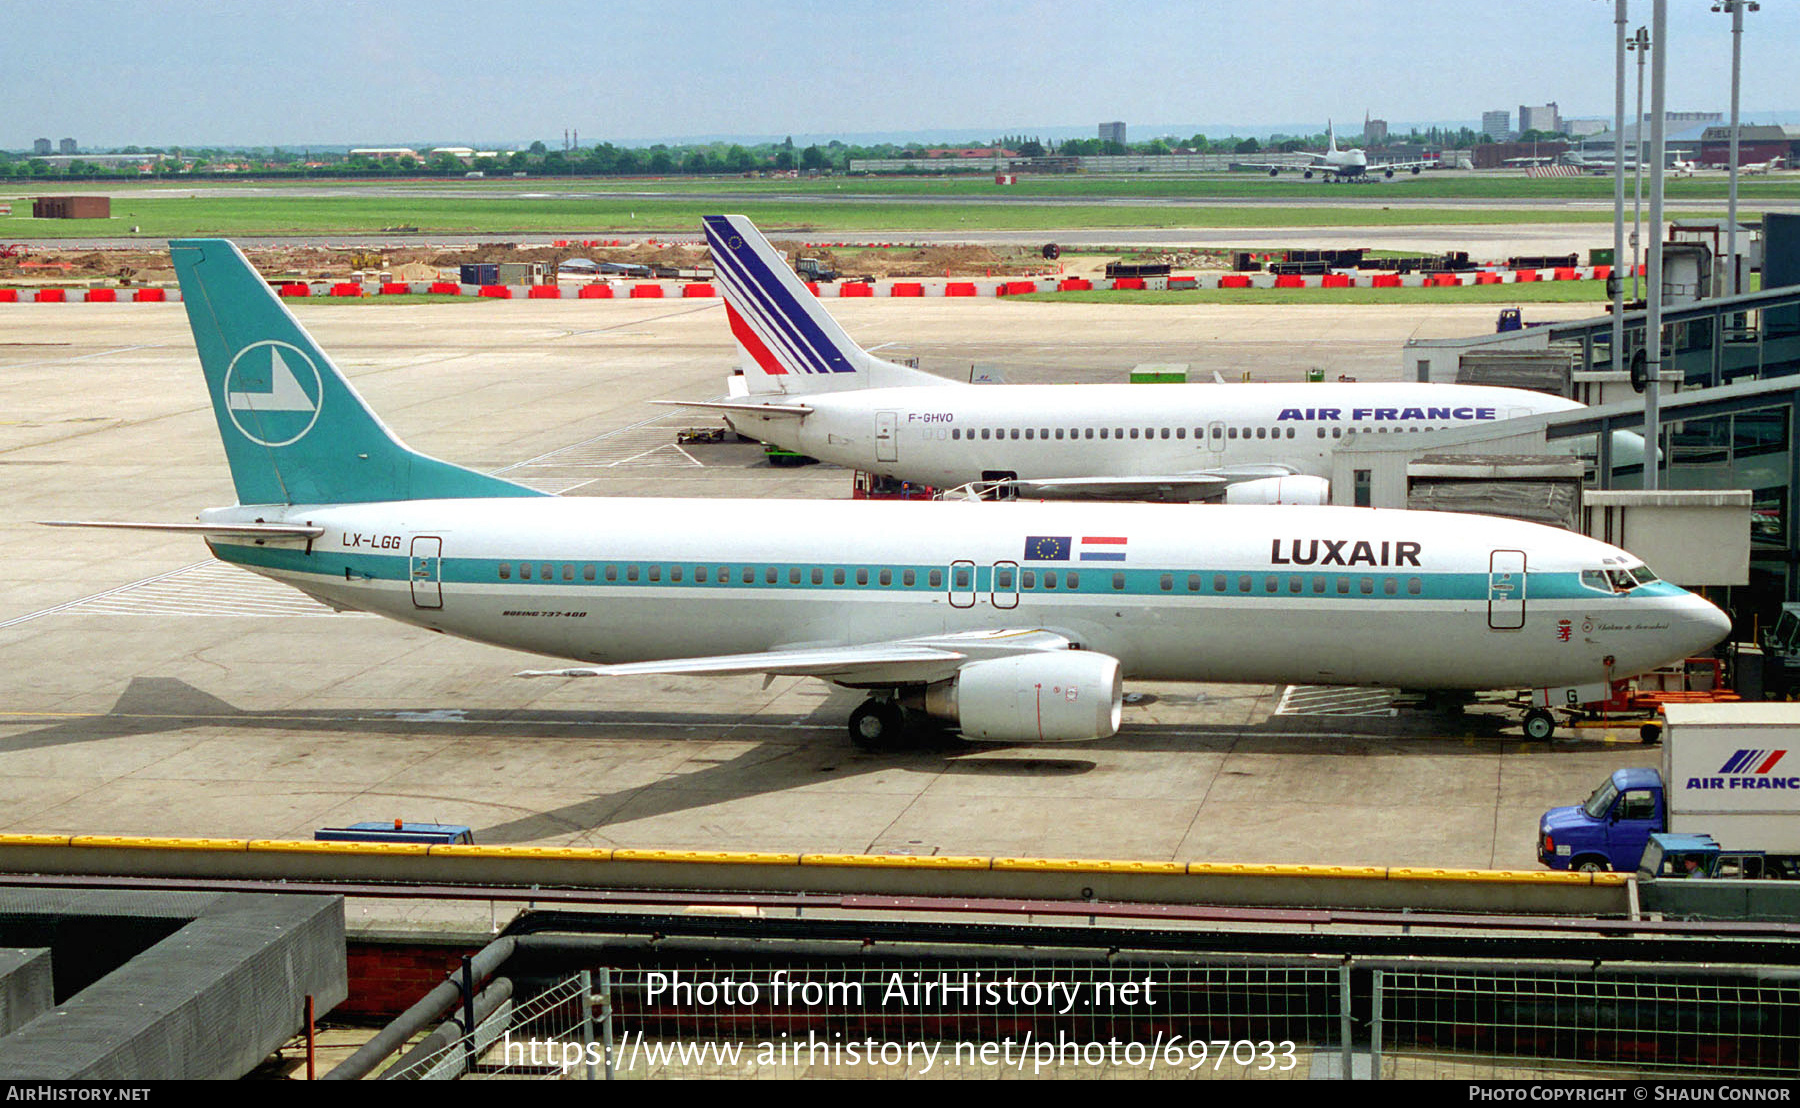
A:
1683 594 1733 655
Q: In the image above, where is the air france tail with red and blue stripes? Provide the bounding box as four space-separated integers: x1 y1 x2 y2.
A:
702 214 947 395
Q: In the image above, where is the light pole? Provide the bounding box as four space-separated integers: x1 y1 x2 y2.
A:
1713 1 1758 298
1645 0 1667 493
1628 26 1650 301
1612 1 1628 373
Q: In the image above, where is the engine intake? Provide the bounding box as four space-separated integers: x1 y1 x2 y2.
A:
918 652 1123 742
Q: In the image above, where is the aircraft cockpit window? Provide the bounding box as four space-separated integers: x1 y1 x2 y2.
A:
1630 564 1660 586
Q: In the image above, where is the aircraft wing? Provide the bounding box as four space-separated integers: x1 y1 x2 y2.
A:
517 629 1078 686
1004 475 1228 502
984 465 1302 503
1237 160 1312 175
649 399 812 418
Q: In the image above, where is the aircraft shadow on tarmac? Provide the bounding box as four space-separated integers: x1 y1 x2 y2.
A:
4 677 1559 843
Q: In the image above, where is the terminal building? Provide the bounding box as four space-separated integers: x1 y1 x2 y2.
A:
1335 212 1800 635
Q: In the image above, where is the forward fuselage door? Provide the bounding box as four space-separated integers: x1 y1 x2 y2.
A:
410 535 444 610
875 410 899 462
1487 550 1526 630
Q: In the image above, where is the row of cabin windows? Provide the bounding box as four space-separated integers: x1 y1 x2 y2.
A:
497 562 1422 598
499 562 948 588
947 425 1445 443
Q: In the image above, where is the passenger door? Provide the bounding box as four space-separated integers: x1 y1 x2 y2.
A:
1487 550 1525 630
410 536 443 610
875 410 899 462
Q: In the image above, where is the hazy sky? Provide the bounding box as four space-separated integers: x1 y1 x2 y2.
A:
8 1 1798 149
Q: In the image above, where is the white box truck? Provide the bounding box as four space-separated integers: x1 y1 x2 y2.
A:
1538 703 1800 872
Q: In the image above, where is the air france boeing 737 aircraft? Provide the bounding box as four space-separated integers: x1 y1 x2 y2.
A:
673 215 1595 504
49 240 1729 747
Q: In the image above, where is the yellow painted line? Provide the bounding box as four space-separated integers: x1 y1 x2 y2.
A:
800 854 992 870
991 857 1186 875
247 839 430 856
1189 862 1388 879
610 849 801 866
428 844 612 862
0 833 1624 883
69 835 249 851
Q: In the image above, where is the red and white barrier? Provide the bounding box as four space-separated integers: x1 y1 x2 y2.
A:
1 264 1635 304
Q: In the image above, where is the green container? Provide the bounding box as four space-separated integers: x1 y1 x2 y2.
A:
1305 369 1326 383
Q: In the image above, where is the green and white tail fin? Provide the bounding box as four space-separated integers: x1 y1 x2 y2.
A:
172 238 544 506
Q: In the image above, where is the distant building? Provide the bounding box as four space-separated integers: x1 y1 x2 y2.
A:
348 147 418 160
1563 118 1609 138
1519 102 1561 135
1098 121 1127 146
32 196 111 219
1363 116 1388 145
922 147 1017 159
32 138 50 156
1482 111 1511 142
58 138 76 155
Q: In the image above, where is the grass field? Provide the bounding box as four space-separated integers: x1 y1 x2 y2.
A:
0 173 1778 239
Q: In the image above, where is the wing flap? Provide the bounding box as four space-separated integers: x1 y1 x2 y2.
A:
517 629 1080 685
649 400 812 418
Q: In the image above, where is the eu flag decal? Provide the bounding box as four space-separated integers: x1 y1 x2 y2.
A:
1024 535 1072 561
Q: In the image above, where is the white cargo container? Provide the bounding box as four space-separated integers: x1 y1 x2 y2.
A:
1659 703 1800 853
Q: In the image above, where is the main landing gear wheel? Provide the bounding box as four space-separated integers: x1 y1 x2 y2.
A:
848 698 906 751
1522 709 1557 742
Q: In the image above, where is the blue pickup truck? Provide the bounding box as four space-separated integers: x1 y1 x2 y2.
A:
1539 704 1800 873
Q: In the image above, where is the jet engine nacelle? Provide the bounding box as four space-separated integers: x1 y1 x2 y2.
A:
921 652 1123 742
1221 475 1331 506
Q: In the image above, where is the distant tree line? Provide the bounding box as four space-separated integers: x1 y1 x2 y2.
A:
0 125 1510 180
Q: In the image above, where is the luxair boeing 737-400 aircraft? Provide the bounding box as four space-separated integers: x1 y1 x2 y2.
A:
48 240 1728 747
669 215 1607 504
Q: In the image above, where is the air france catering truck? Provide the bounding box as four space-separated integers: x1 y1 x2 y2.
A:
1538 704 1800 873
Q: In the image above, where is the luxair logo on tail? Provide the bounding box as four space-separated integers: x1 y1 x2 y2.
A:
223 340 322 447
1688 749 1800 790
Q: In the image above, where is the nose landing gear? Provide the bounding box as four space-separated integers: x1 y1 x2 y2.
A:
1522 708 1558 742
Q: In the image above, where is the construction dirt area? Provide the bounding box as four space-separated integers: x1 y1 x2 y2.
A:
0 239 1222 287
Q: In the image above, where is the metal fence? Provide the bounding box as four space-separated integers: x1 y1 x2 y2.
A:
384 958 1800 1080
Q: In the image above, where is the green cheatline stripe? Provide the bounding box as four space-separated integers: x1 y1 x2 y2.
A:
214 542 1685 604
